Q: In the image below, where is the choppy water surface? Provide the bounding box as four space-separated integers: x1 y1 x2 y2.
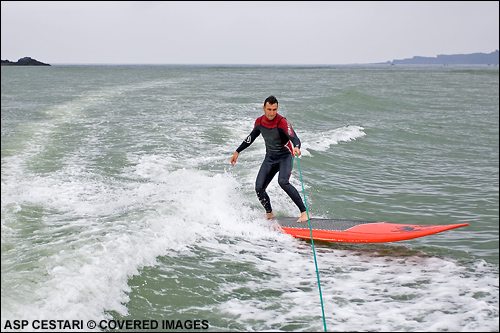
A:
1 65 498 331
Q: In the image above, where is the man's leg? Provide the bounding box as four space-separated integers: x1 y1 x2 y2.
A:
277 154 308 222
255 157 279 216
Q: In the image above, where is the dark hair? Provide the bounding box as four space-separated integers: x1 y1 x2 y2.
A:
264 95 278 106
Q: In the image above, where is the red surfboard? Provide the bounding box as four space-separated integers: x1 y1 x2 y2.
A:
273 217 468 243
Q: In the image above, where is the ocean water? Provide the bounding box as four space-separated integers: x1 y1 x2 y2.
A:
1 64 498 332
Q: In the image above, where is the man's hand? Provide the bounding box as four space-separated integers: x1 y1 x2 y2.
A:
293 147 301 157
230 151 239 166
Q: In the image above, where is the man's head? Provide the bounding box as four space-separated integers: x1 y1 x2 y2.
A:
263 95 278 121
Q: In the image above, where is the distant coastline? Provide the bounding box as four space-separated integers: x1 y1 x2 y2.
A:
380 50 499 65
1 57 50 66
2 51 499 66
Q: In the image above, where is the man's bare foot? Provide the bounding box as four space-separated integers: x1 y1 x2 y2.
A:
266 212 274 219
297 211 309 223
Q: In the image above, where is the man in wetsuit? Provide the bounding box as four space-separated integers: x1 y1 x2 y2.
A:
230 96 309 223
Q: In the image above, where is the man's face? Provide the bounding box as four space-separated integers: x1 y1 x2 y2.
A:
263 102 278 121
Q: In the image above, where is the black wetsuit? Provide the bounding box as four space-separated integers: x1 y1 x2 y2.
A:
236 114 307 214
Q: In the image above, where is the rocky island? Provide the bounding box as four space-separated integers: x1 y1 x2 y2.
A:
1 57 50 66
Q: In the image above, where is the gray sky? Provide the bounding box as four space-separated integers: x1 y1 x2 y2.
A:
1 1 498 65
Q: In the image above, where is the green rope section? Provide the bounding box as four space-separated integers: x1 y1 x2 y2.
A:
294 154 327 332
